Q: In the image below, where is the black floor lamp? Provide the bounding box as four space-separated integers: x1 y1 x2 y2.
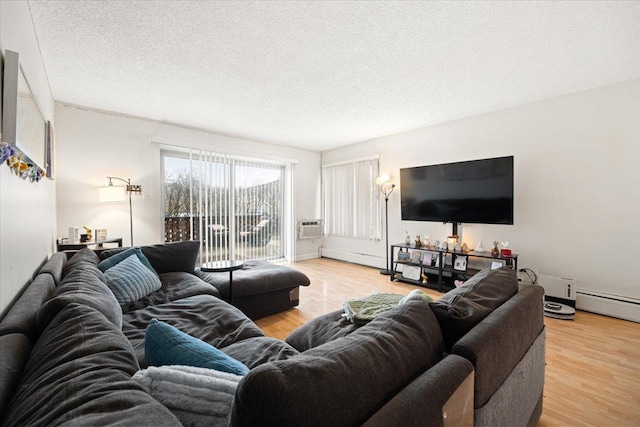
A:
99 176 142 246
376 174 395 275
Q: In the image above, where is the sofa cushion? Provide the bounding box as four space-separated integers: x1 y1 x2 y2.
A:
429 267 519 350
122 295 264 367
286 308 361 352
0 334 31 418
145 319 250 375
101 241 201 274
195 259 310 299
98 246 157 273
219 336 299 369
37 252 67 285
230 299 445 427
119 271 221 313
0 274 55 343
62 247 101 277
37 265 122 333
132 365 241 427
104 254 163 304
2 303 180 426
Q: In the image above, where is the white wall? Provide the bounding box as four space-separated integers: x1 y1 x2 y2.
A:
54 105 322 260
322 79 640 301
0 1 57 315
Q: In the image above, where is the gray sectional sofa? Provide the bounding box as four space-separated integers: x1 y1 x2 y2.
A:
0 242 545 426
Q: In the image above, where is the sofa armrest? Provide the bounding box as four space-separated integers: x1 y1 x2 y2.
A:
451 284 544 408
362 355 474 427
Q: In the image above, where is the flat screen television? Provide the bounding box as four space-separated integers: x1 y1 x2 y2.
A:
400 156 514 225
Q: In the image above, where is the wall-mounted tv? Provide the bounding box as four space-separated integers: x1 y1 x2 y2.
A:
400 156 514 225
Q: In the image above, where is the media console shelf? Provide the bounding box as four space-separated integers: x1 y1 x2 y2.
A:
390 243 518 292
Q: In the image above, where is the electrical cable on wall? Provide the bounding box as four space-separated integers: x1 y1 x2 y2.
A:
518 268 538 284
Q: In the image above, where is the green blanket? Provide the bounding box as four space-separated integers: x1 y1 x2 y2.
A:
343 290 433 325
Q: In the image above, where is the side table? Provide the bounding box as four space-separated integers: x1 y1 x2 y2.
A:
201 260 244 303
57 237 123 252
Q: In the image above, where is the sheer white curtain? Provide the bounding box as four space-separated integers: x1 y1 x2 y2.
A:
162 148 287 263
322 158 381 240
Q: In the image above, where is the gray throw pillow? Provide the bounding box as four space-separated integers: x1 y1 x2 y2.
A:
2 303 180 426
98 247 157 274
100 241 201 274
429 267 519 350
105 254 162 304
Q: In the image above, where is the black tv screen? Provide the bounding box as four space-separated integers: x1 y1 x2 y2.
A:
400 156 514 225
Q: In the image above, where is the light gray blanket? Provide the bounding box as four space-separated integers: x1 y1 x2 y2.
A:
132 365 242 427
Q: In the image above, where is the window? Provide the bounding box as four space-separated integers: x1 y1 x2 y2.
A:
322 157 381 240
162 148 288 263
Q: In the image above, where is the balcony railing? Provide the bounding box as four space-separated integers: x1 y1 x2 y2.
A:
164 215 282 261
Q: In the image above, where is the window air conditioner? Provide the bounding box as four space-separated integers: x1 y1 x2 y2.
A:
297 219 323 240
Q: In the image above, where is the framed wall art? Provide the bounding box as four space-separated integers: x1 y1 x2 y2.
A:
2 50 47 170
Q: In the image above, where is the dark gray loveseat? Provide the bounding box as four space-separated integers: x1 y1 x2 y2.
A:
0 242 544 426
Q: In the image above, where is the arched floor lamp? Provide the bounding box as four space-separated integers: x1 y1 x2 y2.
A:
376 174 395 275
98 176 141 246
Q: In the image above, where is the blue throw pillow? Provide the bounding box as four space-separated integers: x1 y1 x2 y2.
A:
145 319 250 376
104 254 162 304
98 247 157 274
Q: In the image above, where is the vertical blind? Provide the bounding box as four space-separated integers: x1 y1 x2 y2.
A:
162 148 286 263
322 158 381 240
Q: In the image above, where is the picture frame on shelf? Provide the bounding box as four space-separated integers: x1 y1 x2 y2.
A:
491 260 505 270
410 251 422 264
95 229 107 241
434 254 440 268
422 252 434 266
402 265 421 281
454 255 468 271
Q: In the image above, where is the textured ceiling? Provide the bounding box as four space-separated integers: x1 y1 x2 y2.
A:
26 1 640 152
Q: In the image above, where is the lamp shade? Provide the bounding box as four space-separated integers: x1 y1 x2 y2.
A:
375 174 390 186
99 185 126 203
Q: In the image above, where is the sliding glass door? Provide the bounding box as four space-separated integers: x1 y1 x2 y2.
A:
162 149 286 263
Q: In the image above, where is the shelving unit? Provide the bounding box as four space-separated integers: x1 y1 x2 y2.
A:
390 243 518 292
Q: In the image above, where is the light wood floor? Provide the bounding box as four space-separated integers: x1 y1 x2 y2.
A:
255 258 640 427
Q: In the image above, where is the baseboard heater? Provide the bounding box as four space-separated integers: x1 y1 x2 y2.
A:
320 248 382 269
576 289 640 323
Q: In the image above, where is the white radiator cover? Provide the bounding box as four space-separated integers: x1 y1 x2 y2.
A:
576 290 640 323
320 247 383 269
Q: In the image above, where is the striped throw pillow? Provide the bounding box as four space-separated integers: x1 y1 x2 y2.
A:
104 254 162 303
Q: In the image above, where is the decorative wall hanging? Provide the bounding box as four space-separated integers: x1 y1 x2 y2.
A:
1 141 45 182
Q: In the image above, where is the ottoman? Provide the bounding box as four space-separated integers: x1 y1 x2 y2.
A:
196 260 310 319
